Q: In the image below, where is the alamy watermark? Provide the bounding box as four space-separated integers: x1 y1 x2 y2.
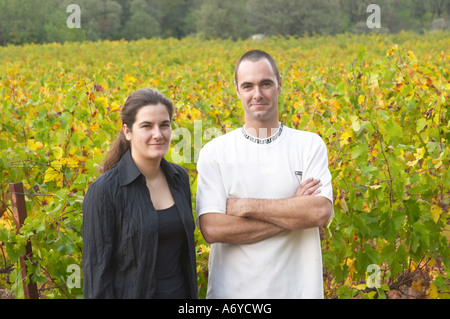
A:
367 4 381 29
66 4 381 30
366 264 381 288
66 4 81 29
66 264 81 289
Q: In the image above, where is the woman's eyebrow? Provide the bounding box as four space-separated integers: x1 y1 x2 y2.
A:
138 120 170 126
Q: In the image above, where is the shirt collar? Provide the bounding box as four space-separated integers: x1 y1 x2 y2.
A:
118 149 180 188
241 122 284 145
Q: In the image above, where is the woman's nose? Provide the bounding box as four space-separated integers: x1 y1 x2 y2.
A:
152 127 163 139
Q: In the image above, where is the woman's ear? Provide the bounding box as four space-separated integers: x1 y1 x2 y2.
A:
123 124 132 141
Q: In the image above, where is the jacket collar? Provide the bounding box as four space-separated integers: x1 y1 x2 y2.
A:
118 149 180 188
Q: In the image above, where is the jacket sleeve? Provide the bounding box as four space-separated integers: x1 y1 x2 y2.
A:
179 165 198 298
82 179 116 298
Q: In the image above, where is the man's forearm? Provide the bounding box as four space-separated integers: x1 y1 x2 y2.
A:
199 213 286 244
227 195 332 230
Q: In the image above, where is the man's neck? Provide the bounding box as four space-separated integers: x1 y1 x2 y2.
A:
243 121 281 138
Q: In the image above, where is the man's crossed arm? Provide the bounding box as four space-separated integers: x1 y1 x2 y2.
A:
199 178 333 244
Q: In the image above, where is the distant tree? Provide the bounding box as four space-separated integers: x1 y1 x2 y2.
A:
156 0 196 38
247 0 342 36
339 0 367 25
44 2 86 43
429 0 449 17
62 0 122 41
194 0 254 39
0 0 50 45
122 0 161 40
116 0 132 28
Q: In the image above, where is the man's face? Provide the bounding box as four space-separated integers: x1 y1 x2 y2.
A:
234 59 282 127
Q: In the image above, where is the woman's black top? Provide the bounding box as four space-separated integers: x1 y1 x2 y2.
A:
154 204 188 298
82 149 197 299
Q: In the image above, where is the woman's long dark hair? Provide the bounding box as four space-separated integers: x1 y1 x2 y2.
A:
101 88 174 173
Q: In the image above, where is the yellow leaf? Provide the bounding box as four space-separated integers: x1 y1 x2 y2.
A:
414 147 425 160
407 50 417 61
430 205 442 223
124 74 137 83
358 95 365 105
88 91 95 102
351 115 361 132
443 224 450 243
406 159 418 167
51 158 67 168
332 100 341 113
66 157 79 168
428 283 439 299
109 102 120 112
387 44 398 56
73 80 85 89
340 130 352 147
44 167 61 183
355 283 367 291
68 145 78 155
337 197 349 212
53 146 63 159
28 139 43 152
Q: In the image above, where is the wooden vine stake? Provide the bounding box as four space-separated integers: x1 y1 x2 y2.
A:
9 182 39 299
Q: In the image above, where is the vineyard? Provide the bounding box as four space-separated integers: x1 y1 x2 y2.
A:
0 32 449 299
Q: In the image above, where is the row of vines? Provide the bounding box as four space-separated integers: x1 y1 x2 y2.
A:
0 32 449 298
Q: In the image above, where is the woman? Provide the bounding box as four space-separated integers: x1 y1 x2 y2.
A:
82 88 197 299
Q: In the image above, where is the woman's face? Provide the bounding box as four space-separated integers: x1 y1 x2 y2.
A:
123 103 172 162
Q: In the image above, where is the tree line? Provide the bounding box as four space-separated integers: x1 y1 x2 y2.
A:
0 0 449 46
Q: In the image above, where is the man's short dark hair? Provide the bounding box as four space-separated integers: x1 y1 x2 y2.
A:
234 50 281 85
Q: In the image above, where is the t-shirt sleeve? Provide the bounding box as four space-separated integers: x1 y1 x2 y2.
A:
195 145 228 229
303 134 334 221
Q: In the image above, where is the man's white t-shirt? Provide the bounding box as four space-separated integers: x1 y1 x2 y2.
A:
196 124 333 299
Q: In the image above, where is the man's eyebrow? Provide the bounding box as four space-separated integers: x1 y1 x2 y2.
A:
240 78 275 86
260 78 275 84
240 79 275 88
240 81 253 88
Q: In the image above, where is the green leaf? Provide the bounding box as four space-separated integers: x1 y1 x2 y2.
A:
350 143 368 160
385 121 403 143
416 118 428 133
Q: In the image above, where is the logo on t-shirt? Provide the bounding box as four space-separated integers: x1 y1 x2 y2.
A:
295 171 303 184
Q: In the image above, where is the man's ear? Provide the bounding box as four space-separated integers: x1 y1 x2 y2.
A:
278 76 283 94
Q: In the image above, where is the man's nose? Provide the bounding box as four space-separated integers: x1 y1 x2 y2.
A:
253 86 263 100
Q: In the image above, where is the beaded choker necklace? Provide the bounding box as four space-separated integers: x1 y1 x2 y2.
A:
241 123 284 145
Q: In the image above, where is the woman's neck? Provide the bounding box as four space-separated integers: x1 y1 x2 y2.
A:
131 152 162 180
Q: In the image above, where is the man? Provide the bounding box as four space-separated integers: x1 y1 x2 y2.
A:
196 50 333 299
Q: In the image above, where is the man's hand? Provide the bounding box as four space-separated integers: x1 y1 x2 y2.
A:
225 177 331 229
294 178 322 197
